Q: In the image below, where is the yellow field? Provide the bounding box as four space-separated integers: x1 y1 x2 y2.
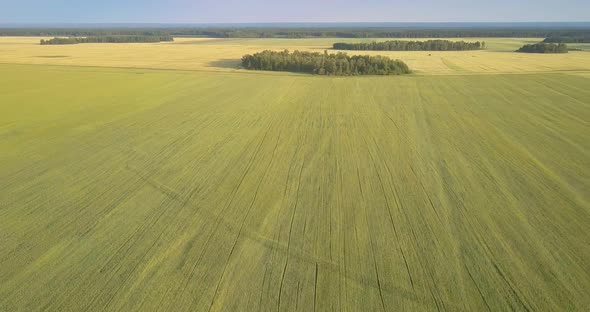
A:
1 36 589 75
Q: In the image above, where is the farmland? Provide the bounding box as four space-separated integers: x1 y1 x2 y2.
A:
1 37 590 311
1 36 590 75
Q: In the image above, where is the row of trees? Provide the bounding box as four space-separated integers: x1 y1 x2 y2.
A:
3 27 590 39
543 36 590 43
241 50 411 76
516 43 568 53
333 40 485 51
40 36 174 45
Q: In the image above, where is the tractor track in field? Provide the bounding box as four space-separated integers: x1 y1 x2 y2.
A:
358 167 387 312
277 106 310 312
207 120 284 312
121 98 440 311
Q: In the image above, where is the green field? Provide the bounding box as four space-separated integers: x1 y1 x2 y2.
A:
1 38 590 311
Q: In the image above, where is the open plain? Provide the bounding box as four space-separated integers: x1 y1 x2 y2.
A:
1 37 589 311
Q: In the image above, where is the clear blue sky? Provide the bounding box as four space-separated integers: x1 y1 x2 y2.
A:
1 0 588 24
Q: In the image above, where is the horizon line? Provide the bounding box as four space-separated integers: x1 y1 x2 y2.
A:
2 21 590 28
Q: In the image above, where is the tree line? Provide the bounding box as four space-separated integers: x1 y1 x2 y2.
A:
40 36 174 45
241 50 411 76
516 43 568 53
543 36 590 43
3 27 589 39
333 40 485 51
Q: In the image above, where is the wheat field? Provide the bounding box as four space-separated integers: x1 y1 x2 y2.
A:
1 37 589 75
1 37 590 311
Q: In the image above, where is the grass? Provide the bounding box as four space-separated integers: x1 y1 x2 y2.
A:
0 37 590 311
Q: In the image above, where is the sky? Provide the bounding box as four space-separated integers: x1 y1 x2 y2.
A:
0 0 589 24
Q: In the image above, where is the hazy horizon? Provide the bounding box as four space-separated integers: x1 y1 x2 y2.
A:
2 22 590 30
1 0 589 24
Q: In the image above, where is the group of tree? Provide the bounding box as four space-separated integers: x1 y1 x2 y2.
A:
543 36 590 43
241 50 411 76
515 43 568 53
3 26 589 39
40 36 174 45
333 40 485 51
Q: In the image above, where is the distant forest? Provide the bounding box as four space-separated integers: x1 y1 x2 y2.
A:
241 50 411 76
543 36 590 43
333 40 484 51
516 43 568 53
3 27 590 39
40 36 174 45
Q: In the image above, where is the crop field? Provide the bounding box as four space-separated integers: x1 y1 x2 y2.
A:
1 38 590 311
1 36 590 75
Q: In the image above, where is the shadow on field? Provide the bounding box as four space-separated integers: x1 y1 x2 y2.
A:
35 55 70 58
208 58 241 69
